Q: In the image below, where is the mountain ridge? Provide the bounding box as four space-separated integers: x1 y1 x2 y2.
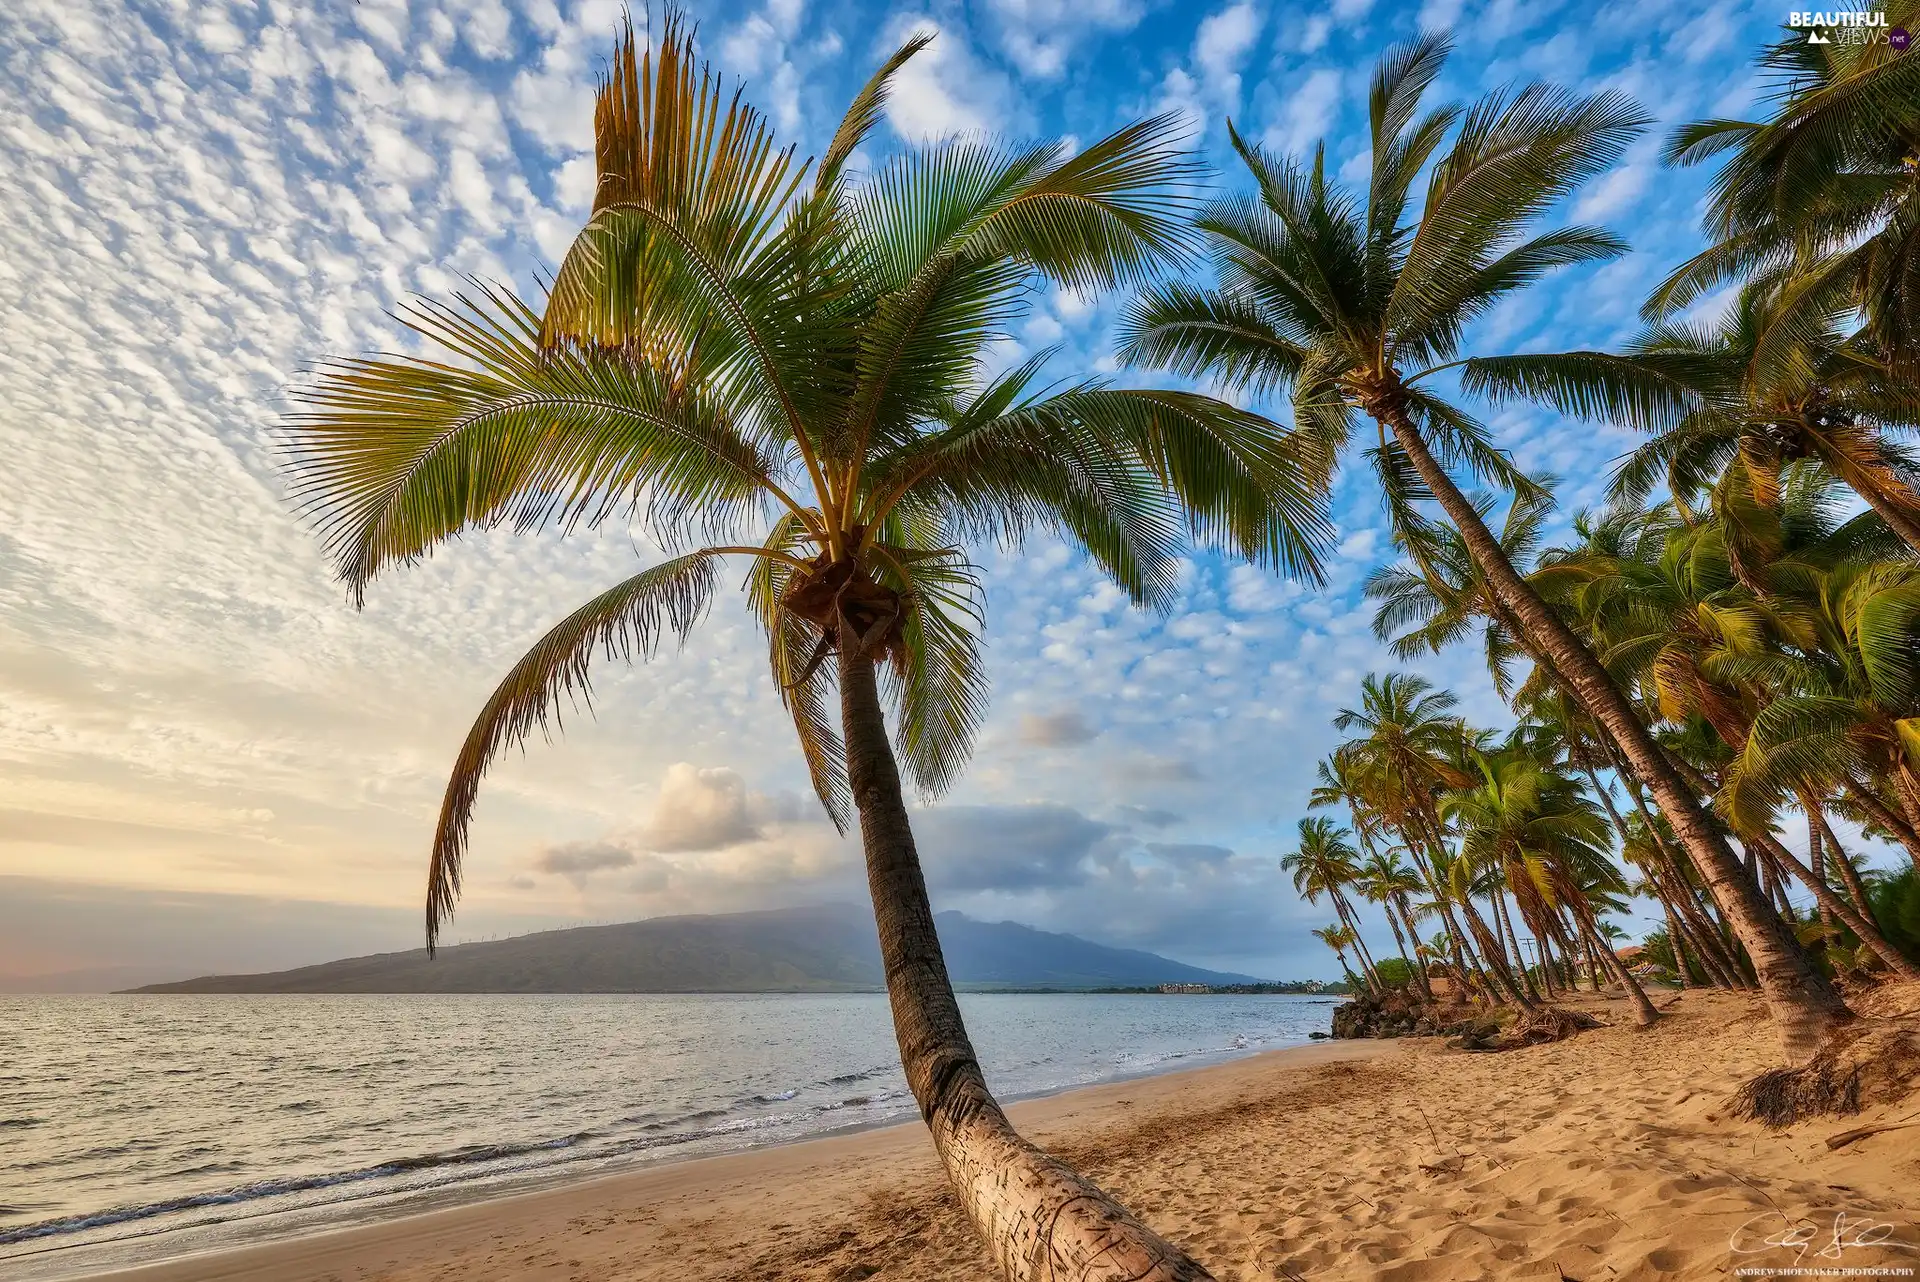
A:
124 904 1261 993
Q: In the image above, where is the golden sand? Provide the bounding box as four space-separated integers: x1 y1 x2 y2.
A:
93 988 1920 1281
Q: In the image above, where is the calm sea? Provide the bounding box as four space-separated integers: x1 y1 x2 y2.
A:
0 992 1334 1279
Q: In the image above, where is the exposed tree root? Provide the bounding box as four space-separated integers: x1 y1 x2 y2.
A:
1498 1006 1603 1048
1732 1020 1920 1130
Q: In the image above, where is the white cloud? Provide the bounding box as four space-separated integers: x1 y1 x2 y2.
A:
986 0 1145 79
1261 66 1342 156
881 18 1007 141
1194 2 1264 105
1417 0 1467 32
644 764 768 852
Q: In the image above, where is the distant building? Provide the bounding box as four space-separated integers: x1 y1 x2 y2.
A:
1159 982 1212 994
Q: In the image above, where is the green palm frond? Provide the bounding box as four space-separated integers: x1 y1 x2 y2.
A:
541 12 806 353
427 552 720 946
283 285 790 600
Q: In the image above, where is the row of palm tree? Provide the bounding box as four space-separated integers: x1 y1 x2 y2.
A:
276 10 1917 1280
1293 675 1659 1025
1300 441 1920 1037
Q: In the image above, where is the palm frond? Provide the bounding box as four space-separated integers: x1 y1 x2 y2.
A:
427 552 720 947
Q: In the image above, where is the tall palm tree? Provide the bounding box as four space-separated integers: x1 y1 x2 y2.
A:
1118 32 1850 1059
1282 818 1380 991
281 21 1334 1281
1650 5 1920 354
1355 848 1431 996
1312 924 1364 990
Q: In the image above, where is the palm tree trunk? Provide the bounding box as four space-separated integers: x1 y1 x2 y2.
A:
1808 811 1836 938
838 650 1211 1282
1458 893 1534 1007
1809 802 1879 925
1835 459 1920 556
1751 830 1920 982
1377 403 1849 1063
1397 897 1437 998
1531 912 1559 998
1663 899 1695 989
1844 778 1920 864
1334 892 1384 992
1381 906 1424 996
1401 839 1491 1001
1568 895 1658 1026
1493 886 1539 1000
1653 859 1738 988
1616 769 1748 987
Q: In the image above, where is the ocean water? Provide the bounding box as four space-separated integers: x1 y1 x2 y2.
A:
0 992 1334 1279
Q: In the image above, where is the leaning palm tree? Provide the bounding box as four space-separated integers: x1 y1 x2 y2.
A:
282 20 1333 1281
1282 817 1380 991
1122 31 1851 1060
1312 923 1365 990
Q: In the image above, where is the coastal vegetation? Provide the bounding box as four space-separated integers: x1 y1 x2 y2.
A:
275 6 1920 1280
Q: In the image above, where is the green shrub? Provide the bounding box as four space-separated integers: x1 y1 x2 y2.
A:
1374 956 1415 989
1868 864 1920 960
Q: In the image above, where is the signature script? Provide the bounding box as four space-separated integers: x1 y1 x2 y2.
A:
1730 1210 1911 1264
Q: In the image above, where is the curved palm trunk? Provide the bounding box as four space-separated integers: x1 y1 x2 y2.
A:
1458 893 1535 1008
1400 839 1492 1001
1833 457 1920 556
1662 899 1696 989
1616 767 1749 988
1333 892 1384 992
839 650 1211 1282
1652 858 1738 989
1808 816 1837 939
1843 778 1920 865
1396 897 1436 998
1380 904 1423 996
1809 803 1880 925
1492 887 1539 1000
1752 830 1920 982
1378 405 1849 1063
1567 894 1658 1026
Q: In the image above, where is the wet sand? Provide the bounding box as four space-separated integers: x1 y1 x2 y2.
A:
84 989 1920 1281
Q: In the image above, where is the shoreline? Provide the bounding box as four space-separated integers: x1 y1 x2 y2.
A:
42 990 1920 1281
46 1039 1382 1282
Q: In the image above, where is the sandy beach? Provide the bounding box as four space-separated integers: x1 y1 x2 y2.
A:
76 988 1920 1282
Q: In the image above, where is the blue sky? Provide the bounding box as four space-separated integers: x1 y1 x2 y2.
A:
0 0 1857 985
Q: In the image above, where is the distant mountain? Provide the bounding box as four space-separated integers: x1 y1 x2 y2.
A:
0 964 183 994
125 905 1260 994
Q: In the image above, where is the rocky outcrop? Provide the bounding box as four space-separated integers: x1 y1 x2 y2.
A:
1331 990 1492 1041
1332 990 1603 1050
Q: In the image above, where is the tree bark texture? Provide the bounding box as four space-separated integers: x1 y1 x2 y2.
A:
839 649 1213 1282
